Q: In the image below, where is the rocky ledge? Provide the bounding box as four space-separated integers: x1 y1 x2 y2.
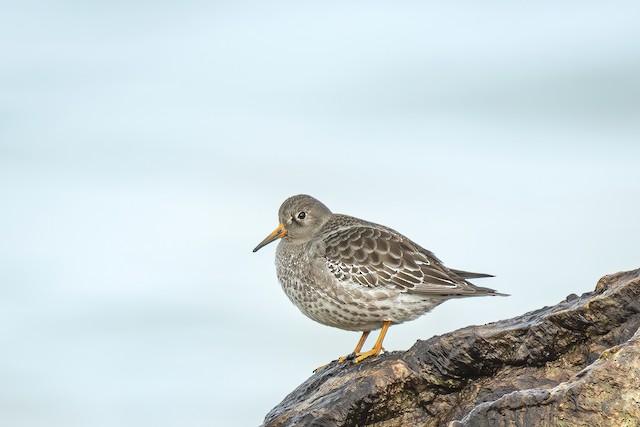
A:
262 268 640 427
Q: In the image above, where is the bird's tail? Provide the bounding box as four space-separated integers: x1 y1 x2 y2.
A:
450 268 510 296
449 268 495 279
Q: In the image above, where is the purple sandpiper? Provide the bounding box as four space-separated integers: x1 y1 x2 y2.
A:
253 194 507 368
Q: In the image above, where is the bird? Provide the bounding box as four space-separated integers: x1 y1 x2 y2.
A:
253 194 507 369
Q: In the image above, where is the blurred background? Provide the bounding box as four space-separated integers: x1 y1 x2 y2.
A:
1 1 639 426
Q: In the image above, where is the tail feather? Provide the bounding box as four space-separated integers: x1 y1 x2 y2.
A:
450 268 495 279
470 284 510 297
450 268 510 297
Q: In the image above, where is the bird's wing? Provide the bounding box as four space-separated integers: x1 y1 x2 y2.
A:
319 225 486 296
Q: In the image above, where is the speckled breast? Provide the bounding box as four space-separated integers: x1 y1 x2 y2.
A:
274 240 443 332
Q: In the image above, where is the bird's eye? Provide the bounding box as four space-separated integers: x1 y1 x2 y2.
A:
297 211 307 220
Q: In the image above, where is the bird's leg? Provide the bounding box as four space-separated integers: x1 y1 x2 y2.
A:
353 331 371 354
354 321 391 363
338 331 370 363
313 331 371 373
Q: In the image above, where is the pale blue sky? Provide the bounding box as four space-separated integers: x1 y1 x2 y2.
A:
1 1 639 426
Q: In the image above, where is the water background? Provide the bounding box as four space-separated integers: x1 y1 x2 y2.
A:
1 1 639 426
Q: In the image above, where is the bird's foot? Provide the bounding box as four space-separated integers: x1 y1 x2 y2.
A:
337 352 358 363
313 352 360 373
354 346 384 363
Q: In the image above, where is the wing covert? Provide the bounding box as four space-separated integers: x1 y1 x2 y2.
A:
320 225 474 295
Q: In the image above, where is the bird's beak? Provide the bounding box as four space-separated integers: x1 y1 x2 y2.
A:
253 223 287 252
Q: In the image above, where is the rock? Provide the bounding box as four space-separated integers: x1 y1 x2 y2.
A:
261 268 640 427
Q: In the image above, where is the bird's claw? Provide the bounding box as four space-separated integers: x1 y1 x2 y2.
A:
313 352 361 373
337 352 357 363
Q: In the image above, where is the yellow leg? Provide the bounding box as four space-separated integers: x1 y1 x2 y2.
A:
337 331 370 363
353 330 371 353
354 320 391 363
313 331 371 373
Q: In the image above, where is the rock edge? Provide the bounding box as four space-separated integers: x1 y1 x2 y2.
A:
262 268 640 427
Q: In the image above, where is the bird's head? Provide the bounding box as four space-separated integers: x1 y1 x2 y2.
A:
253 194 332 252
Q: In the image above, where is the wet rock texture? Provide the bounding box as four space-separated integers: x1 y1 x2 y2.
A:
262 269 640 427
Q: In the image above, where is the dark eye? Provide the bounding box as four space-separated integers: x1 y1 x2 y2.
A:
297 211 307 220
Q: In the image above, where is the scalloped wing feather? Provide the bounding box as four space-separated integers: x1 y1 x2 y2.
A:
321 226 482 295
